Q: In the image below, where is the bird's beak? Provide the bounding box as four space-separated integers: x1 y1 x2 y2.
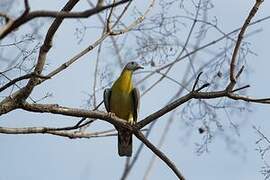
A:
136 65 144 70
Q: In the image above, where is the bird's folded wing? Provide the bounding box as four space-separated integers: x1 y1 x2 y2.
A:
131 87 140 122
103 88 111 112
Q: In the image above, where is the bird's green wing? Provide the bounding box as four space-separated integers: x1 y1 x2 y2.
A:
131 87 140 122
103 88 111 112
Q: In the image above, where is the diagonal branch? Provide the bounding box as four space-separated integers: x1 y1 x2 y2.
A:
18 0 80 100
134 130 185 180
0 73 49 93
137 87 270 129
143 110 176 180
0 0 80 115
120 122 155 180
229 0 264 83
0 0 132 39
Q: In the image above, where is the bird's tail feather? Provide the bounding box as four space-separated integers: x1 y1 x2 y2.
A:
118 130 132 157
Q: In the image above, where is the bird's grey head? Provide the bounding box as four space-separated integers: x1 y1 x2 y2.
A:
125 61 144 71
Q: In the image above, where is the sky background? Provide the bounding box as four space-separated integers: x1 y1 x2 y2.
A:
1 0 270 180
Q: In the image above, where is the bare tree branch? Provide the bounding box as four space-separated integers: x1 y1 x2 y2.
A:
120 121 155 180
137 86 270 129
229 0 264 83
0 1 268 179
134 130 185 180
143 110 176 180
0 0 131 39
19 102 130 129
0 0 80 115
0 72 49 93
0 126 117 139
137 15 270 87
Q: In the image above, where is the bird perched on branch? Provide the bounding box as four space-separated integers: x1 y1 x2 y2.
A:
104 61 143 157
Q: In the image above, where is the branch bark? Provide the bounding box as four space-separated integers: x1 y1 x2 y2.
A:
0 0 131 39
0 0 80 114
0 1 267 180
0 126 117 139
229 0 264 83
134 130 185 180
0 73 49 93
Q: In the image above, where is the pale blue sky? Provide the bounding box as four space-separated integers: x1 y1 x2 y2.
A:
1 0 270 180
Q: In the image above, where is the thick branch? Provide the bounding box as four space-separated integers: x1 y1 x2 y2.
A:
20 102 131 130
137 87 270 129
229 0 264 83
0 73 49 93
0 0 131 39
0 0 80 115
134 130 185 180
17 0 80 101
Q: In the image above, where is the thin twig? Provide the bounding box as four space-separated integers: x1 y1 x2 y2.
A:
232 85 250 93
192 72 203 91
137 15 270 87
0 72 49 92
0 0 131 39
106 0 115 32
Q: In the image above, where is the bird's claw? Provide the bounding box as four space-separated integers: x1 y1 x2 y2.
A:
127 119 135 125
108 112 116 118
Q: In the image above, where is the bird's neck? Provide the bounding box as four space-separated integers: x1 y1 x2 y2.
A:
113 69 133 92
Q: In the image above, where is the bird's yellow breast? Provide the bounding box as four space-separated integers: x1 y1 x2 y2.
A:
110 69 134 121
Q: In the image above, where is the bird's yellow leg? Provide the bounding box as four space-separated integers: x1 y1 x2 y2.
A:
108 112 116 118
128 114 135 125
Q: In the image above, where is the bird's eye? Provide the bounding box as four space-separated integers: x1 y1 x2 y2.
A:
131 62 134 65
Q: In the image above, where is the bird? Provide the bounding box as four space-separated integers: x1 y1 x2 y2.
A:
103 61 143 157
